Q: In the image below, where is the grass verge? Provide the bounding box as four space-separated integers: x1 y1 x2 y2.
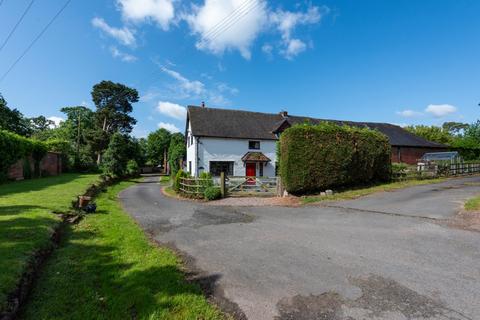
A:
301 178 447 204
464 195 480 211
0 173 99 313
21 179 224 320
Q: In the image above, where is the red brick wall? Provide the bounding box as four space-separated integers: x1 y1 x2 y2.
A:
7 152 62 180
391 146 448 164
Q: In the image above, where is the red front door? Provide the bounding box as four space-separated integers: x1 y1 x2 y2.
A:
246 163 256 177
246 163 256 185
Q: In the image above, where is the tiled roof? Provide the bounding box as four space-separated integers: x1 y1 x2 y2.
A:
241 152 271 162
187 106 447 148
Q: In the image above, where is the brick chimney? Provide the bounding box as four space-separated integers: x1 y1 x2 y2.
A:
279 110 288 118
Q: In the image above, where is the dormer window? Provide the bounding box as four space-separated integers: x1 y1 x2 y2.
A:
249 141 260 150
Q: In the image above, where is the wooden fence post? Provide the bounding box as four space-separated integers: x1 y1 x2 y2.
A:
220 172 226 198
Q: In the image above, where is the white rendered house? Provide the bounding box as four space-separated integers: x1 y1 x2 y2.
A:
185 106 278 177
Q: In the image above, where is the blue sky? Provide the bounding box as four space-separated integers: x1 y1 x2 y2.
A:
0 0 479 137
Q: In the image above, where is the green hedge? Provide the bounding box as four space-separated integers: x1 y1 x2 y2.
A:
279 122 391 194
0 130 48 181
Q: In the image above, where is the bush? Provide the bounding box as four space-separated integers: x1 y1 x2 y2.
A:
101 133 129 177
391 162 408 180
204 186 222 201
126 159 139 175
199 172 213 188
280 122 391 194
173 169 188 192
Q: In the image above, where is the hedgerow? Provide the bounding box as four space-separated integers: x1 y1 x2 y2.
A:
279 122 391 194
0 130 48 181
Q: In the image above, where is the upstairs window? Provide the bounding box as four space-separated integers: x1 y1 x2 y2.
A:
249 141 260 150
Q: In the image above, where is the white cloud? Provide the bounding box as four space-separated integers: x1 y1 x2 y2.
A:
110 46 137 62
91 17 136 46
425 104 457 118
160 65 205 95
185 0 268 59
158 122 180 133
283 38 306 59
270 5 326 59
261 43 273 57
117 0 175 30
153 63 236 106
216 82 238 95
157 101 187 120
396 109 423 118
48 116 64 128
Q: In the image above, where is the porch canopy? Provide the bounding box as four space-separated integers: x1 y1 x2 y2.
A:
241 152 271 162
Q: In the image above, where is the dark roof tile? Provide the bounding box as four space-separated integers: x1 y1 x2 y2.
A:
187 106 446 148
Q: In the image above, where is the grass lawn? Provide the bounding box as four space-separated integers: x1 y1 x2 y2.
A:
301 178 447 204
464 195 480 211
21 180 224 320
0 173 99 312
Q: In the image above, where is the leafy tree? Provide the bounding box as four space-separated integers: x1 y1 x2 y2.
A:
60 106 96 167
101 132 130 177
0 93 32 136
146 128 171 166
91 81 139 163
404 125 453 145
442 122 469 136
29 116 54 132
168 132 186 176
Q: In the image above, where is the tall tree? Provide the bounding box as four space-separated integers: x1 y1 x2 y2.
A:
0 93 31 136
91 81 139 163
442 122 469 136
29 116 54 136
146 128 171 167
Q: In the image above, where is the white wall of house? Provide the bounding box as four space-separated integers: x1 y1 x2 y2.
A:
195 137 277 177
186 121 197 176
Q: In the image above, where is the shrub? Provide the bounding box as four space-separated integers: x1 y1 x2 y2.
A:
204 186 222 201
391 162 408 180
126 159 139 175
101 133 129 177
280 122 391 194
199 172 213 187
173 169 188 192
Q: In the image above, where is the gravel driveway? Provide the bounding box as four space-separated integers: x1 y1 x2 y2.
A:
120 176 480 320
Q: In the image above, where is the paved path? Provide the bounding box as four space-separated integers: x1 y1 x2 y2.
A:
120 176 480 320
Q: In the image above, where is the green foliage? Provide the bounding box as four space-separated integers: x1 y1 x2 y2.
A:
20 180 223 319
101 133 130 177
146 128 171 166
91 81 138 135
0 130 48 181
22 158 32 179
405 125 453 145
204 186 222 201
126 159 139 175
168 133 186 176
391 162 408 180
0 93 32 136
173 169 188 192
280 122 391 194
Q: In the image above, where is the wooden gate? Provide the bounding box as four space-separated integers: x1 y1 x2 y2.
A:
226 176 278 196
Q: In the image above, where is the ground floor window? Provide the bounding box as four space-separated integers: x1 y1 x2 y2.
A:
210 161 234 176
188 161 192 174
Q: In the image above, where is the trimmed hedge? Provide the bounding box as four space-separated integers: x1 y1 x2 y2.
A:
0 130 48 181
280 122 391 194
